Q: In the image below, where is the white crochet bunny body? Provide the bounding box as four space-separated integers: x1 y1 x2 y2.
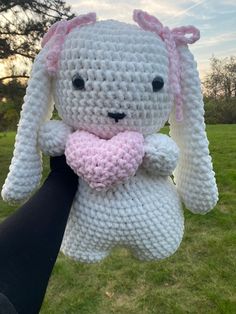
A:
2 13 218 263
62 165 183 262
47 21 183 262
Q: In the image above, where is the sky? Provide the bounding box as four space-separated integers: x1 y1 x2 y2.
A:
67 0 236 78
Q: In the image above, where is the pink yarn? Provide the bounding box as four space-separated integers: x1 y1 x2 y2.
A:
42 13 96 75
133 9 200 122
65 131 144 190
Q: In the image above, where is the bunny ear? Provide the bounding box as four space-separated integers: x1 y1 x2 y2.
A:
1 47 53 203
169 45 218 214
133 9 218 213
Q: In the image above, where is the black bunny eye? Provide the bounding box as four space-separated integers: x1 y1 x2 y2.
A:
152 76 164 92
72 74 85 90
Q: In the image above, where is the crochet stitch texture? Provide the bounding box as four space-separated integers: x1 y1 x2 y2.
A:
1 11 218 262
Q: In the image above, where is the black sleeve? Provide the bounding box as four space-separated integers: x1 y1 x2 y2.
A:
0 155 78 314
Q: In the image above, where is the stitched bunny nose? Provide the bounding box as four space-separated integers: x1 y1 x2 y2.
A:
108 112 126 123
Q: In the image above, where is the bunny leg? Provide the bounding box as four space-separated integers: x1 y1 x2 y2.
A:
61 210 111 263
61 244 109 263
61 234 110 263
142 133 179 176
130 206 184 261
38 120 73 156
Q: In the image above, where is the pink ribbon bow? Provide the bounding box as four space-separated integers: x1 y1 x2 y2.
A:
42 13 97 76
133 10 200 121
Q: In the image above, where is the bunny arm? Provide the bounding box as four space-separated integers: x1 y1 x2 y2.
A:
38 120 73 156
141 133 179 176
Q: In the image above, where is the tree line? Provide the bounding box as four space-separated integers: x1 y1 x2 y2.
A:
0 0 74 130
0 1 235 131
203 56 236 124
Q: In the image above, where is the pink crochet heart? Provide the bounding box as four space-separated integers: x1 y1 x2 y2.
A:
65 130 144 190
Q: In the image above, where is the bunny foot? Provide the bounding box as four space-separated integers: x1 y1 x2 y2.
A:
61 247 109 263
131 229 184 261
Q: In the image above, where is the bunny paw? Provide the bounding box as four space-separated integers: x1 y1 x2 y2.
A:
142 134 179 176
38 120 73 156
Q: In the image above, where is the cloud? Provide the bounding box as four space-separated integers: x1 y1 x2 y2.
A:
196 32 236 48
68 0 200 23
163 0 206 23
224 0 236 6
69 0 136 21
68 0 219 27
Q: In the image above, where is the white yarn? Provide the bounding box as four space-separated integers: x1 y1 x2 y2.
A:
38 120 73 156
54 21 172 139
61 173 184 262
1 19 218 261
1 49 53 203
169 45 218 214
142 134 179 176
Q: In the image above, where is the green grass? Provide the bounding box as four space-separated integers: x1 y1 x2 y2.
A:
0 125 236 314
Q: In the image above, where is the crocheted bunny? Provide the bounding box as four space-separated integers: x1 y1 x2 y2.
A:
2 10 218 262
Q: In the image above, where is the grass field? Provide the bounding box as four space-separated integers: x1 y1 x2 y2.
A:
0 125 236 314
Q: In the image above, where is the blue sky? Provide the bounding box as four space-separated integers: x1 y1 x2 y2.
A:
67 0 236 78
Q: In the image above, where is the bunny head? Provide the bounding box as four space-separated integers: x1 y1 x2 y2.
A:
2 10 218 213
49 18 172 139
